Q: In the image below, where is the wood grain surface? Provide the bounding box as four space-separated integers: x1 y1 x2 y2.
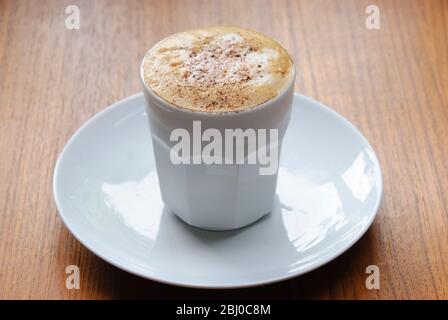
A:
0 0 447 299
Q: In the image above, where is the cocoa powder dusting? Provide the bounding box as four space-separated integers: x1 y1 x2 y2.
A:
143 27 293 112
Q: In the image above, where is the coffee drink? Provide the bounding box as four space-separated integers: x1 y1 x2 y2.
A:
142 27 294 113
140 27 295 230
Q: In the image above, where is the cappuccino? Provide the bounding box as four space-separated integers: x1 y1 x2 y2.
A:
142 27 294 113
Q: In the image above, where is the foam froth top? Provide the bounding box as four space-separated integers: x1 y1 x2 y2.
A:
142 27 294 113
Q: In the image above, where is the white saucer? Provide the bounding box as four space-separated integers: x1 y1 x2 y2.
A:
53 93 382 288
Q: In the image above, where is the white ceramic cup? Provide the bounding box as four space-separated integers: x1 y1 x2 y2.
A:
140 56 295 231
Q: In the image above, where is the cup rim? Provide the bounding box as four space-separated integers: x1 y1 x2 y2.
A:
139 28 296 117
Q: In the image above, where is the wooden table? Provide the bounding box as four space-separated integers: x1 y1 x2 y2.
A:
1 0 447 299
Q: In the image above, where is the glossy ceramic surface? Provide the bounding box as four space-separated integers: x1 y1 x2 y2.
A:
53 93 382 288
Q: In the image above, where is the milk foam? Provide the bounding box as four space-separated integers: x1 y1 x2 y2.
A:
142 27 294 112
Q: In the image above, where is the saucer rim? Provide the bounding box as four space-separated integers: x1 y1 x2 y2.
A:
53 92 383 289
